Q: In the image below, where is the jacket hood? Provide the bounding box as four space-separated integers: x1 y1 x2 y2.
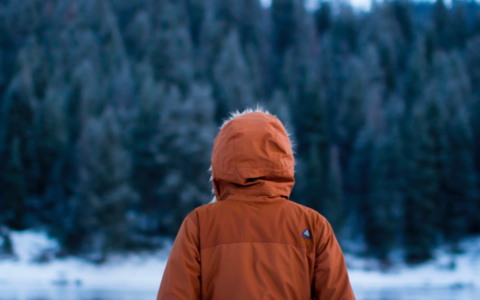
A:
211 108 295 202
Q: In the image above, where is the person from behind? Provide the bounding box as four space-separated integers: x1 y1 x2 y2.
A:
157 108 355 300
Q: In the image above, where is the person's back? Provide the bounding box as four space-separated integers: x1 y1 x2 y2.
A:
157 109 355 300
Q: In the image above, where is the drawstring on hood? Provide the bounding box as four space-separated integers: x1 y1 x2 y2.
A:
210 108 295 203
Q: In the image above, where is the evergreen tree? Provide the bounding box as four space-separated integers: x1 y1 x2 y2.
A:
1 64 37 197
76 108 139 261
125 10 152 60
404 87 448 264
130 63 170 238
405 36 430 113
270 0 307 88
156 83 216 234
314 1 332 36
443 108 477 249
150 0 194 93
450 3 469 49
346 126 374 240
331 5 359 54
365 101 405 261
432 52 478 245
432 0 451 50
186 0 207 47
213 30 255 121
466 37 480 232
324 146 346 232
391 0 414 46
337 57 369 171
34 85 68 199
1 138 27 230
294 63 329 214
473 12 480 37
271 0 301 58
467 36 480 97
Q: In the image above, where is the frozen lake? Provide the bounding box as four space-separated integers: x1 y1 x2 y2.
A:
1 286 479 300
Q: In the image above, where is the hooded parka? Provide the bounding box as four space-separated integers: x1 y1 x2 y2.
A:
157 109 355 300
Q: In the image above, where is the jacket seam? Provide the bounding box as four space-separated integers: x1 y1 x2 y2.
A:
200 241 311 252
186 214 199 231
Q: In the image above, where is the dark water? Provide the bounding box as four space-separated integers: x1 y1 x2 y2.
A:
1 287 479 300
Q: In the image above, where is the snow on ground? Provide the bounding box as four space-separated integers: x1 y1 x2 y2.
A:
346 237 480 289
0 231 171 291
1 231 480 292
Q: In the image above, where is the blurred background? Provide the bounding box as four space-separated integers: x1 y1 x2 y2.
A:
0 0 480 299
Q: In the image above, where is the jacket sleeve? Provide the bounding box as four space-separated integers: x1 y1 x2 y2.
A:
312 217 355 300
157 215 201 300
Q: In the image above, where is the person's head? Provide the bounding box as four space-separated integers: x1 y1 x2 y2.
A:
210 107 295 203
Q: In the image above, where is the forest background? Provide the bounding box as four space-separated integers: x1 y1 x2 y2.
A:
1 0 480 266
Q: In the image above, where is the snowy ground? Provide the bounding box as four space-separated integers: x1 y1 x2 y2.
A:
1 231 480 297
0 231 170 291
346 237 480 290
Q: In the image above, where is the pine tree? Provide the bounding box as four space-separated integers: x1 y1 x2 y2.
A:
366 110 404 261
270 0 308 88
213 0 264 49
346 126 374 240
213 30 255 121
331 5 359 54
450 3 469 49
34 85 68 198
185 0 207 47
1 55 37 199
391 0 414 46
443 108 477 250
150 0 194 93
431 52 478 246
76 108 139 261
130 63 171 238
125 10 152 60
467 36 480 97
404 87 448 264
314 1 332 36
324 146 346 232
1 138 27 230
405 35 430 113
294 64 329 213
337 57 368 171
466 37 480 233
473 12 480 37
432 0 451 50
156 83 216 234
271 0 301 58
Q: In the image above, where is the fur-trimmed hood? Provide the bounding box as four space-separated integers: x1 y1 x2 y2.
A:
210 107 295 203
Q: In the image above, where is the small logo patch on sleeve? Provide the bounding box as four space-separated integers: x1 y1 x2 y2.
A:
302 228 311 239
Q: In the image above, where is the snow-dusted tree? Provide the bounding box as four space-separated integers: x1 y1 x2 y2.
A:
213 30 255 121
365 98 405 261
156 83 217 234
150 0 194 94
404 86 448 264
76 108 138 261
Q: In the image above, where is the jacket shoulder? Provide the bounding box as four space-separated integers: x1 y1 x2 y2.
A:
285 200 326 222
185 201 222 228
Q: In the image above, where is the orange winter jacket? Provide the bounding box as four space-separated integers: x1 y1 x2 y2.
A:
157 110 355 300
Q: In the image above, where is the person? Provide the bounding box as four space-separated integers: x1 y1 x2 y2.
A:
157 108 355 300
